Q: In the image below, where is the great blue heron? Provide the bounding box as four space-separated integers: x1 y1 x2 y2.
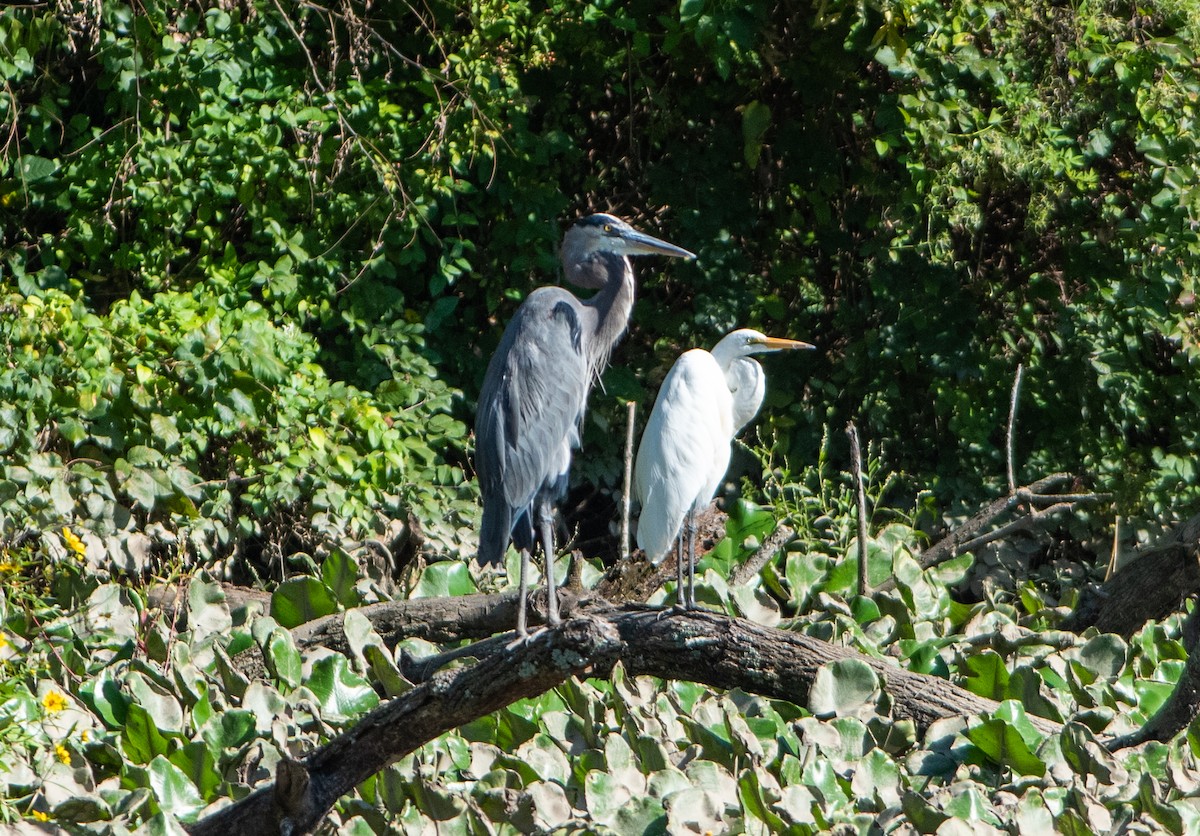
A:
476 213 695 638
634 328 814 607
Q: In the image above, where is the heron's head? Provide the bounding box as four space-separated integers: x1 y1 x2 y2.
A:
715 329 816 361
562 213 695 288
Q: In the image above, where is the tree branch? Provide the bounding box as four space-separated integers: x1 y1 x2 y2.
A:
189 604 1060 835
874 473 1107 593
187 614 622 836
729 523 795 587
1064 513 1200 637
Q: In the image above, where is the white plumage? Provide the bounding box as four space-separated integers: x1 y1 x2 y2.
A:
634 328 814 606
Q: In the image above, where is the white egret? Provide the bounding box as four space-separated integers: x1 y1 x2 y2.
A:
634 328 814 606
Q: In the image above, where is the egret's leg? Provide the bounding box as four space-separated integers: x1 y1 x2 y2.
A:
516 547 532 638
675 534 685 607
685 511 698 609
538 498 561 627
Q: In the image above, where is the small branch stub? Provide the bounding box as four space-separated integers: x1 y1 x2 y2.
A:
846 422 869 596
1006 362 1024 494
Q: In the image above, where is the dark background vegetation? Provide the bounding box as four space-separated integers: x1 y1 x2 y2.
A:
5 0 1199 578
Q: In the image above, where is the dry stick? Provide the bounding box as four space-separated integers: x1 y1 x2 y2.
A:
1106 514 1122 582
873 474 1107 594
1006 362 1025 494
728 523 796 587
621 401 636 561
846 422 870 596
952 501 1079 556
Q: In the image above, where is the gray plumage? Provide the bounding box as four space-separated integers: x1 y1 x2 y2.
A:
475 213 694 636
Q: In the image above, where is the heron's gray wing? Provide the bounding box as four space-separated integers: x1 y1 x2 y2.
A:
476 288 591 515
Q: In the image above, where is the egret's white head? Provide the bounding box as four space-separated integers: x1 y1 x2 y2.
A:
712 329 815 363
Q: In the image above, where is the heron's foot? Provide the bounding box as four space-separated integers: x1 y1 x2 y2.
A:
654 603 689 621
504 621 558 650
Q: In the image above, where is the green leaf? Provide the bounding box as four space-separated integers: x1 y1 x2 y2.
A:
270 577 339 628
364 644 412 698
741 100 772 168
305 655 380 721
200 709 257 753
809 658 881 718
1076 634 1127 679
738 766 786 831
168 741 221 800
966 717 1046 777
122 703 173 764
127 672 184 734
264 627 302 689
321 549 361 607
411 561 477 599
850 749 902 807
18 155 56 182
963 651 1009 700
81 667 130 727
148 755 205 822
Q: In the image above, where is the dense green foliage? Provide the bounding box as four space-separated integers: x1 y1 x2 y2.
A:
3 0 1199 565
2 0 1200 831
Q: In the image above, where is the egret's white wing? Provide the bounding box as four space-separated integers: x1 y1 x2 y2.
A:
635 349 734 564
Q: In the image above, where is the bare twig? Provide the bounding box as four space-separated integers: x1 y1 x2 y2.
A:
1106 515 1121 581
846 422 870 596
874 473 1107 593
953 501 1077 556
729 524 796 587
621 401 636 561
1006 363 1024 494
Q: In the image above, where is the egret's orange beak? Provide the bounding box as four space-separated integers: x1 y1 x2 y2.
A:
755 336 816 352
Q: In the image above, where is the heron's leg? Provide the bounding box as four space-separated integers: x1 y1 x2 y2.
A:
538 497 561 628
685 510 698 609
516 547 532 638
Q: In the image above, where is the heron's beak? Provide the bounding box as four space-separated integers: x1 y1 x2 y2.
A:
619 228 696 260
756 336 816 352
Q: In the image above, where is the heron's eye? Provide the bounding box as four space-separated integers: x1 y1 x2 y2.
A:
603 224 613 233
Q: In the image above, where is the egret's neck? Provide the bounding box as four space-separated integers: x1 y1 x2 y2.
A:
724 357 767 434
582 252 635 376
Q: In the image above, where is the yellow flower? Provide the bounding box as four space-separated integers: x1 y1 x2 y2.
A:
42 690 67 714
55 743 70 765
0 633 8 650
61 527 86 561
31 811 49 822
80 729 90 743
0 562 17 573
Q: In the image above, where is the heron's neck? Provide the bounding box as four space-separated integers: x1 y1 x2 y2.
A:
583 252 635 375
